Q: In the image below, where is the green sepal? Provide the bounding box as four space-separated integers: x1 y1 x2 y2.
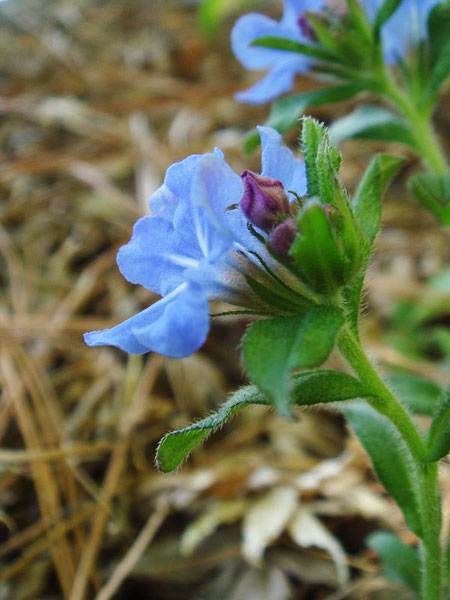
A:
353 154 404 244
290 200 350 294
425 384 450 463
367 531 421 596
410 172 450 226
244 84 363 154
156 370 368 472
245 274 312 314
328 105 418 149
242 306 344 415
302 117 326 198
344 401 422 537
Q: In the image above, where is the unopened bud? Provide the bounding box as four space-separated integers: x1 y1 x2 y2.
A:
297 13 317 41
270 218 298 257
240 171 289 233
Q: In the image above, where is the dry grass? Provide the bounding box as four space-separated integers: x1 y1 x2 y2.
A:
0 1 449 599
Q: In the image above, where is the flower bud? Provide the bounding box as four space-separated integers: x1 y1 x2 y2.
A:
240 171 289 233
270 218 298 257
297 13 317 41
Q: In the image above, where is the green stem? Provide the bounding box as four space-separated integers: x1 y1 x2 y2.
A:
338 325 442 600
381 75 447 175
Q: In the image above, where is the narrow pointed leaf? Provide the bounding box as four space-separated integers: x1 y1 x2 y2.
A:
243 306 344 415
251 36 335 61
328 106 417 149
302 117 325 198
367 531 421 595
156 370 368 472
344 401 422 536
425 384 450 463
353 154 404 244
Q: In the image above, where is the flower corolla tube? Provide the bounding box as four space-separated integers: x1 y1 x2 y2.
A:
84 127 308 358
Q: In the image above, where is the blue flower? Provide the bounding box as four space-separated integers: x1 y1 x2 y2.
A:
84 127 307 357
362 0 441 64
231 0 325 104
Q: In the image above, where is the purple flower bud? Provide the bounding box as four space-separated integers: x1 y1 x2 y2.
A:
297 13 317 41
240 170 289 233
270 218 298 257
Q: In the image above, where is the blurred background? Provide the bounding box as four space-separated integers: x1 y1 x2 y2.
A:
0 1 449 599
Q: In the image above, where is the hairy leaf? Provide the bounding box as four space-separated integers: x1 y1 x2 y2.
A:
243 307 344 415
156 370 368 472
251 36 334 61
425 384 450 463
344 401 422 536
373 0 403 37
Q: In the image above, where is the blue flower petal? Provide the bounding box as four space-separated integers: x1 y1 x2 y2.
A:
84 283 209 357
362 0 440 63
258 126 306 195
117 216 199 296
235 61 304 105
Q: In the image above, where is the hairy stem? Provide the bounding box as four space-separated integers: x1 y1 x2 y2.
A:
381 75 447 175
338 325 442 600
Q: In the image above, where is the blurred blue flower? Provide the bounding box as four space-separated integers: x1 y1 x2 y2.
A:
84 127 306 357
362 0 440 64
231 0 325 104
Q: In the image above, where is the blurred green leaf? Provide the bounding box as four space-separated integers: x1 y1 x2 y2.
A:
198 0 259 36
425 384 450 462
328 105 418 148
244 84 363 153
251 36 335 60
367 531 421 595
353 154 404 244
410 172 450 225
345 401 422 536
372 0 403 37
387 373 442 416
427 0 450 95
243 307 344 415
156 370 367 472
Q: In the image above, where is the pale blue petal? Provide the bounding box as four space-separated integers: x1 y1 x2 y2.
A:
362 0 439 63
117 216 200 296
235 61 305 105
174 153 241 259
282 0 325 25
258 126 307 195
149 153 208 220
84 283 209 357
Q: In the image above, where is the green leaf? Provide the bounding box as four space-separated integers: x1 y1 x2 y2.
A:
328 106 418 149
344 401 422 536
425 384 450 463
386 373 442 416
250 36 335 61
353 154 404 244
156 370 368 472
198 0 259 36
243 306 344 415
410 172 450 226
372 0 403 37
367 531 421 595
244 84 363 154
